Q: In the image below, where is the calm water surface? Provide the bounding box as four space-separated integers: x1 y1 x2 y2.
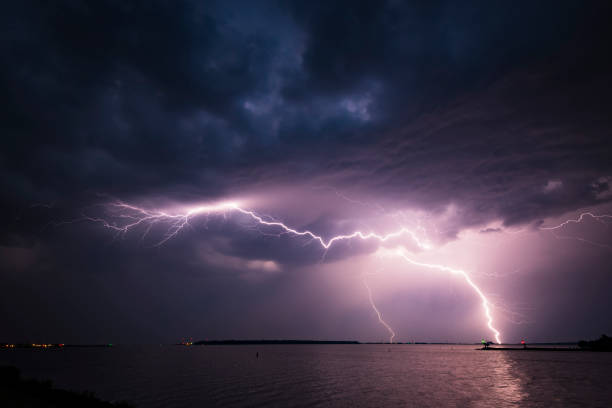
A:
2 345 612 407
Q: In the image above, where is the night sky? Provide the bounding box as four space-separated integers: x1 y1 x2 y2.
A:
2 1 612 344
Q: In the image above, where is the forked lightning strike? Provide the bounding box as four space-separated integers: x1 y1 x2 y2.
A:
87 201 432 250
84 200 502 343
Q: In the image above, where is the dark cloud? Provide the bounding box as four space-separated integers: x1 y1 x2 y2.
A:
3 1 611 219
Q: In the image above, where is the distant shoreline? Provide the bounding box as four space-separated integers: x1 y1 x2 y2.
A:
193 340 360 345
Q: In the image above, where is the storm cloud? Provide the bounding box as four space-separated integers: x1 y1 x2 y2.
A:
2 0 612 343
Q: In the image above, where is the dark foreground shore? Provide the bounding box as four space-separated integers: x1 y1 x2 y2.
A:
0 366 133 408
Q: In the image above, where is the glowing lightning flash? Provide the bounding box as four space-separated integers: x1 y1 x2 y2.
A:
363 271 396 343
233 207 431 251
81 201 242 246
390 249 502 344
83 200 501 343
86 201 432 250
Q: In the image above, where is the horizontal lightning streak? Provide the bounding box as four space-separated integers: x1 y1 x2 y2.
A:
87 201 432 250
539 211 612 251
232 206 431 250
540 212 612 230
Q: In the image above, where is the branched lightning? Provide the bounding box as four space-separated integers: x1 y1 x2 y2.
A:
81 199 502 343
85 201 432 250
234 207 432 250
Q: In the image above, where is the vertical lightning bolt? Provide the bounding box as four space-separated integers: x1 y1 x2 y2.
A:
362 271 396 343
392 249 501 344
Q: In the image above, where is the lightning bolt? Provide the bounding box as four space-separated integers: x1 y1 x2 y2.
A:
79 199 501 343
82 201 241 246
540 211 612 251
84 201 432 250
362 271 396 343
390 248 502 344
540 212 612 230
233 207 431 251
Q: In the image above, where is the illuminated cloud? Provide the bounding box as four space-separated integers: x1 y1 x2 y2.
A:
543 180 563 194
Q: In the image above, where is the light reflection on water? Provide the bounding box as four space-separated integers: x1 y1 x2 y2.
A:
2 345 611 407
489 351 527 406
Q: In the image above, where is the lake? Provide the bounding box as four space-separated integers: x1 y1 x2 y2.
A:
2 344 611 407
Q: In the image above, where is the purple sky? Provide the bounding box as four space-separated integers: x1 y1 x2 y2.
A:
2 1 612 344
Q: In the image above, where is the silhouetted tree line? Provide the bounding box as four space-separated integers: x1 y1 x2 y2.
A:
0 366 134 407
578 334 612 351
